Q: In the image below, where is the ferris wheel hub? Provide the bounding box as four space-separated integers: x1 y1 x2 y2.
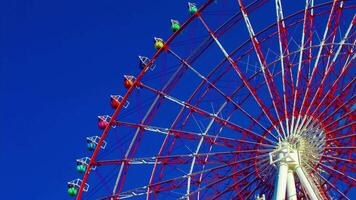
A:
270 121 326 200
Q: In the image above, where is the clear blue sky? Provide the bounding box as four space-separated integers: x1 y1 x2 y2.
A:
1 0 187 199
1 0 355 199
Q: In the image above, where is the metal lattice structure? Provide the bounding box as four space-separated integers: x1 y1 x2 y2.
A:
67 0 355 199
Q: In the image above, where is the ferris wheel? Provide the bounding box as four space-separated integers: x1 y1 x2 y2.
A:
67 0 355 199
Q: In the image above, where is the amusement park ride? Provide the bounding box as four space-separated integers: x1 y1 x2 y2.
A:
67 0 355 199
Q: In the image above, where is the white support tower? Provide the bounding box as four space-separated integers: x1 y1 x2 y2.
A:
270 138 322 200
295 166 318 200
286 170 297 200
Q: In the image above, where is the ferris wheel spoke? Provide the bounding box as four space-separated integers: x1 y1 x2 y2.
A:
167 48 279 141
236 0 288 138
318 80 356 123
323 109 355 130
113 46 201 195
200 160 268 199
106 156 267 200
308 51 356 122
317 162 356 183
113 120 274 149
235 166 272 199
318 93 356 126
179 158 270 199
184 102 232 195
147 93 263 198
145 44 240 199
179 16 297 136
230 175 260 199
310 168 350 200
210 161 270 199
113 93 177 196
302 47 354 131
292 0 315 136
321 155 356 164
154 154 268 198
193 109 250 199
325 146 355 150
275 0 295 137
323 3 345 73
150 162 243 198
138 82 276 145
300 18 355 128
325 121 355 135
120 53 238 196
292 40 354 130
298 53 355 135
92 150 264 166
295 0 346 133
326 133 356 142
196 13 286 139
176 101 238 197
297 81 355 135
233 168 273 200
242 177 268 200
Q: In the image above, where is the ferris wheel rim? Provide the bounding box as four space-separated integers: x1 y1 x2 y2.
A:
73 0 356 199
75 1 217 199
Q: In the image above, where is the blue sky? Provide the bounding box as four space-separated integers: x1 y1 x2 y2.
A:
1 0 187 199
1 0 355 199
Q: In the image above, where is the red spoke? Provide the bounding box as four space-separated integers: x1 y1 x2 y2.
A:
325 121 356 135
138 82 276 145
323 108 355 130
210 162 270 199
237 0 288 138
93 150 265 166
319 81 356 123
167 48 279 141
300 18 355 129
182 158 270 199
115 120 275 148
197 13 285 139
326 133 356 142
310 168 350 200
104 156 268 200
321 155 356 164
310 57 355 121
292 0 315 135
318 162 356 183
294 0 346 133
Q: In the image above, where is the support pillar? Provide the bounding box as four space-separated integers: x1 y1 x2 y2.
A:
286 170 297 200
272 153 289 200
295 166 318 200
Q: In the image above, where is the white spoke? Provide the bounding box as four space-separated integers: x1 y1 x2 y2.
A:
292 0 314 136
140 83 275 146
236 0 287 138
297 17 355 133
311 169 350 200
294 0 344 135
168 48 279 141
275 0 293 137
